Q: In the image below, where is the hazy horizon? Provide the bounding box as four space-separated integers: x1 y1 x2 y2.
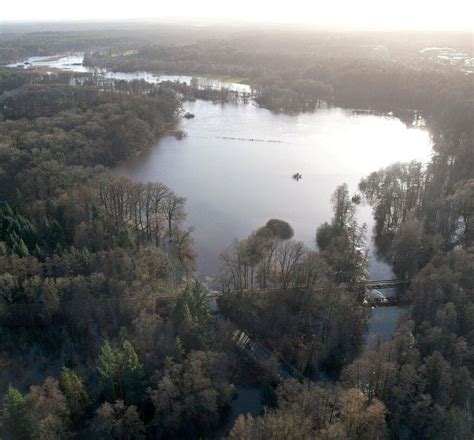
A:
1 0 472 32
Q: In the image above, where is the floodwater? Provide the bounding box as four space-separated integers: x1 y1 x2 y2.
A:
8 54 251 93
366 306 405 347
114 100 432 278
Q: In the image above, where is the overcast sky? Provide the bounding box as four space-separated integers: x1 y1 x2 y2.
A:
1 0 472 31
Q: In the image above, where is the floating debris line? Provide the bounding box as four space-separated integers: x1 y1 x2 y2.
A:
215 136 284 143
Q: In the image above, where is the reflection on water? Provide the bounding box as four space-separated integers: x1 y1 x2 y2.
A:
366 306 406 347
215 385 264 438
114 100 432 278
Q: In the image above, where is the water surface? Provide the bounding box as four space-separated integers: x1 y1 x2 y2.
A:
366 306 406 347
114 100 432 278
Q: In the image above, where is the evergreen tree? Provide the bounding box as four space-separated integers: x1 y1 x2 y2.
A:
2 385 31 439
97 339 143 403
13 237 29 257
60 367 90 424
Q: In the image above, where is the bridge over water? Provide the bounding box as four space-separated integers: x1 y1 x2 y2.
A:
364 279 410 290
199 278 410 300
203 278 409 382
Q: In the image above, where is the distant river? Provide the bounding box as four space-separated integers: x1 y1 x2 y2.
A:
8 54 433 280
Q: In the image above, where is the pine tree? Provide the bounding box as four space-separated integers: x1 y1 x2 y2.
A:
13 238 29 257
0 241 7 256
60 367 90 424
32 243 44 260
98 341 121 401
2 385 31 439
97 339 143 403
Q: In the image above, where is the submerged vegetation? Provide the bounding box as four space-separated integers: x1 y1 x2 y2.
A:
0 24 472 439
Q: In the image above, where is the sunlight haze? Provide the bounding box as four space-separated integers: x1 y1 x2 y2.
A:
1 0 472 30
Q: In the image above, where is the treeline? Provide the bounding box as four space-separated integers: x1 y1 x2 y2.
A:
359 126 473 276
219 219 319 292
98 176 193 267
161 79 250 104
255 78 332 113
0 78 179 203
81 30 472 117
3 27 471 118
1 83 108 119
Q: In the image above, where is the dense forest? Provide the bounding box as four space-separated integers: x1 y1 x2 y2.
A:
0 24 472 439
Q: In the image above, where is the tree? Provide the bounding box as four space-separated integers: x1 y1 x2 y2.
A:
448 179 474 246
331 183 356 230
337 388 388 439
12 237 29 257
172 281 212 350
92 400 145 440
97 339 143 403
2 385 30 439
60 367 90 424
359 162 424 241
388 217 424 278
275 240 305 288
229 414 261 439
26 377 70 440
264 219 294 240
316 184 368 286
149 351 233 437
162 192 186 239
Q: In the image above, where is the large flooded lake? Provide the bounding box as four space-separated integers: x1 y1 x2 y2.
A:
114 100 432 278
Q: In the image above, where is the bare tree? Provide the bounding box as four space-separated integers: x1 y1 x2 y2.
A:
162 192 187 239
275 240 305 289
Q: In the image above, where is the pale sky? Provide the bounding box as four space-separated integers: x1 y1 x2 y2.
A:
0 0 472 31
